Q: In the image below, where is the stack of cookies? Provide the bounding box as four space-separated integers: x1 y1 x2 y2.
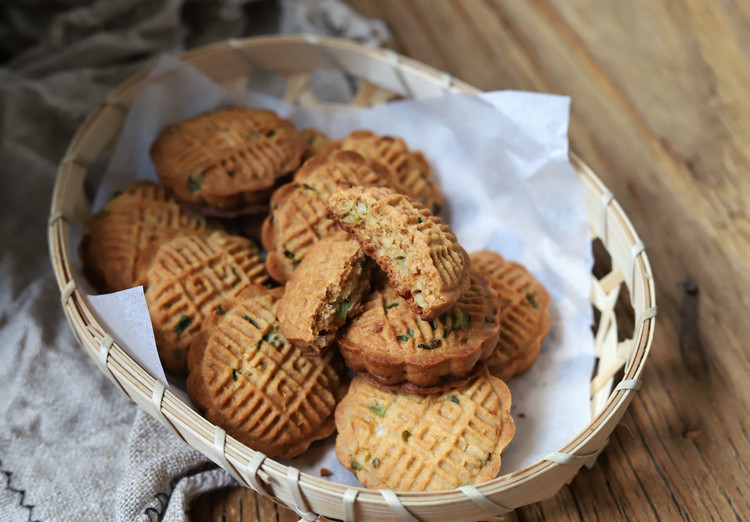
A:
83 105 552 491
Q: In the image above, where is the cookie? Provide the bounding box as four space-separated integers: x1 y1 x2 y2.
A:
470 250 551 381
336 270 500 388
83 181 210 292
326 186 470 320
335 370 515 491
323 130 443 212
277 231 374 356
187 286 347 459
150 107 304 211
298 128 330 161
261 151 391 283
134 229 268 375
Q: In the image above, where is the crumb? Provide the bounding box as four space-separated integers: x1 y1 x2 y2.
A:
320 468 332 477
518 413 526 418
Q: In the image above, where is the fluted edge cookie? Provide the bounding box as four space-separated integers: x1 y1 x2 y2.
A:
277 231 374 356
337 269 500 388
134 229 269 375
83 181 210 292
322 130 443 213
335 370 515 491
327 186 470 320
150 107 304 210
187 286 348 459
470 250 551 381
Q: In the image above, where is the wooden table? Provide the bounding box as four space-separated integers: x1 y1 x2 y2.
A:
192 1 750 520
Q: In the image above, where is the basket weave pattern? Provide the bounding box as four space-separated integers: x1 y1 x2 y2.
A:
48 35 656 522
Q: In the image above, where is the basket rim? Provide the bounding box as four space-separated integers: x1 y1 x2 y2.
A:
48 34 656 517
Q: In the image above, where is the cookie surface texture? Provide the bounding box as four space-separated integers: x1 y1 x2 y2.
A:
261 151 390 283
135 229 268 375
84 181 209 292
470 250 551 381
150 107 304 210
327 186 470 320
335 370 515 491
187 286 347 459
298 128 330 161
337 270 500 388
277 231 373 355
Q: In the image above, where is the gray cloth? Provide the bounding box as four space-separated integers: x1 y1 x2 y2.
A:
0 1 386 520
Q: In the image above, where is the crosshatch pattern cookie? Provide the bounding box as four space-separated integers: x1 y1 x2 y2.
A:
187 286 348 459
150 107 304 210
327 186 470 320
277 231 374 356
134 229 268 375
337 270 500 389
335 370 515 491
84 181 209 292
470 250 552 381
261 151 391 283
323 130 443 213
298 128 330 161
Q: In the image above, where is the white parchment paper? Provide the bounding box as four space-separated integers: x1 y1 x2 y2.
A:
82 55 595 482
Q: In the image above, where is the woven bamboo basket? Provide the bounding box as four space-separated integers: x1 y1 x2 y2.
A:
48 35 656 521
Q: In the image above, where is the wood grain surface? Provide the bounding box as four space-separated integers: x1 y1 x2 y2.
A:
191 1 750 520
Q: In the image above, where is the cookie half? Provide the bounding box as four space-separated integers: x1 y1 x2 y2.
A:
335 370 515 491
187 286 347 459
83 181 210 292
261 151 390 283
337 270 500 388
134 229 268 375
470 250 551 381
277 231 374 356
327 186 470 320
150 107 304 211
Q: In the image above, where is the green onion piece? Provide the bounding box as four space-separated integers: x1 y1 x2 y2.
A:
396 328 413 342
243 315 260 328
174 316 192 336
367 403 387 417
383 302 399 312
338 299 353 319
187 175 202 193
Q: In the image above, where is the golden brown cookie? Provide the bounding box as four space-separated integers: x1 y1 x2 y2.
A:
83 181 210 292
335 370 515 491
327 186 470 320
261 151 391 283
134 229 268 375
150 107 304 211
323 130 443 212
337 270 499 388
298 128 330 161
187 285 347 459
277 231 374 356
470 250 551 381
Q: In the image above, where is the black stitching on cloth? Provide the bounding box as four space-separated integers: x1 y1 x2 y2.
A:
143 462 216 522
1 460 41 522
